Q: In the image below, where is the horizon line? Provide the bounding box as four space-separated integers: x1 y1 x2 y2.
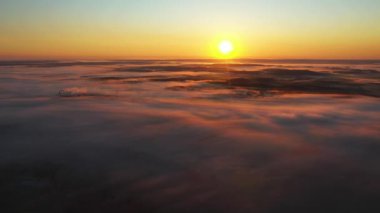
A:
1 58 380 62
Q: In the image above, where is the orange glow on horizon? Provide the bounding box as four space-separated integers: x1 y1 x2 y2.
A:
1 1 380 60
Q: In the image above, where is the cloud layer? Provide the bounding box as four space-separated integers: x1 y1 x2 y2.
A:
0 60 379 212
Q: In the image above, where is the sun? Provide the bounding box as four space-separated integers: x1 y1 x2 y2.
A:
211 38 239 59
219 40 234 55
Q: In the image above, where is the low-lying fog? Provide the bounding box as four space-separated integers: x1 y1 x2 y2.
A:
1 59 379 213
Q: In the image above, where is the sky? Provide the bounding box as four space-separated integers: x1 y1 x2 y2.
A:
0 0 379 59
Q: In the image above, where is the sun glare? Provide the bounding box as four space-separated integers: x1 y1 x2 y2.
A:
219 40 234 55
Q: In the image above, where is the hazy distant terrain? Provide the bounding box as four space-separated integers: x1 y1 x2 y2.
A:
1 60 380 213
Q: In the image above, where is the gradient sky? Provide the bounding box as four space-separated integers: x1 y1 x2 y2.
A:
1 0 379 59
